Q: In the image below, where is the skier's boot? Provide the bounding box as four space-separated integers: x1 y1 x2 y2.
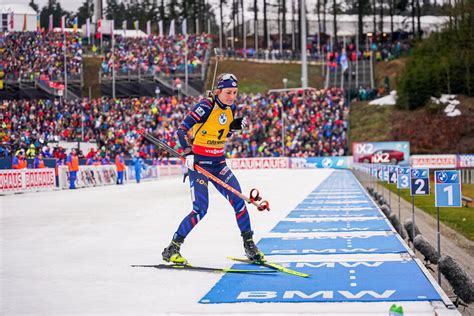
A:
242 230 264 262
162 235 187 264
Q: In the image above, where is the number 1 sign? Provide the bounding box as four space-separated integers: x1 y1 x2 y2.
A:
435 170 461 207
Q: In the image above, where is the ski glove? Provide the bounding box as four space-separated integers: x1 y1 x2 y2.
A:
183 148 195 171
229 117 248 131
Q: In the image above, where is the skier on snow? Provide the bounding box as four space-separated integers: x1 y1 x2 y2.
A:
162 73 264 264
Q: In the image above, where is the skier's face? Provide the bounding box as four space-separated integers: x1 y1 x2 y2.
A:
216 87 238 106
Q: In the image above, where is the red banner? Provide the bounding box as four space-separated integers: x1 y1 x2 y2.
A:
410 155 457 169
0 169 55 193
229 158 289 170
0 171 23 190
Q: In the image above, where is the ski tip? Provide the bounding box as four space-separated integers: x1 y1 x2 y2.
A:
136 128 145 135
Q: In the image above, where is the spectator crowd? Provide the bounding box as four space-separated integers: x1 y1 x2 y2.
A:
100 33 210 79
1 89 348 163
1 31 83 82
222 38 412 63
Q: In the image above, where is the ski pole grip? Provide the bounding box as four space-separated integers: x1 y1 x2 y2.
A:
249 188 262 202
257 200 270 212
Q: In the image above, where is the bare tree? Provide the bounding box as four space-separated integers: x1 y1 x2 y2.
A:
282 0 287 39
388 0 394 41
322 0 328 33
232 0 236 45
241 0 244 44
316 0 322 36
416 0 421 38
220 0 225 47
373 0 377 35
411 0 415 38
254 0 258 49
358 0 368 44
379 0 384 34
160 0 165 21
292 0 296 49
263 0 268 48
333 0 338 44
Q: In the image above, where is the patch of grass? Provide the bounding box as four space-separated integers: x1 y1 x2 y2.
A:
82 56 102 98
381 181 474 241
462 183 474 200
204 59 325 93
348 102 395 153
374 58 407 91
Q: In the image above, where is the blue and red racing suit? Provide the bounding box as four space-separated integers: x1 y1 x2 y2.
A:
173 96 251 239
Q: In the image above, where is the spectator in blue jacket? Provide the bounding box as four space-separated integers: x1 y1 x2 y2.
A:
132 153 143 183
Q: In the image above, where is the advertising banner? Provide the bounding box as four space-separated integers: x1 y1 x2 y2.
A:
58 165 117 189
290 157 351 169
229 157 289 169
352 142 410 165
126 165 185 182
410 155 457 169
0 169 55 193
157 165 185 177
126 165 158 182
457 155 474 168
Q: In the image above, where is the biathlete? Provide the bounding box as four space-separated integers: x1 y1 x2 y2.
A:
162 73 264 264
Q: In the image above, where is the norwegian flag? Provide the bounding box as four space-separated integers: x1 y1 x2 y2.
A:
96 19 102 39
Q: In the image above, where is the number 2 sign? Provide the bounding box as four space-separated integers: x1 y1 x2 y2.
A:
410 168 430 196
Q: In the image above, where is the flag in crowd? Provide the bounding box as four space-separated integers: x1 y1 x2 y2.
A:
134 20 139 32
73 17 78 33
60 15 66 33
86 18 90 38
181 18 187 36
158 20 163 37
36 15 41 33
96 19 102 39
22 14 27 32
340 51 348 72
169 19 175 37
48 14 53 32
9 12 14 31
110 20 114 38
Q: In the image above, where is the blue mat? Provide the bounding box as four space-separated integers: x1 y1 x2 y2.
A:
200 260 442 303
294 206 377 211
299 200 372 205
297 204 375 210
287 209 382 218
271 219 391 233
258 235 407 255
307 192 366 199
